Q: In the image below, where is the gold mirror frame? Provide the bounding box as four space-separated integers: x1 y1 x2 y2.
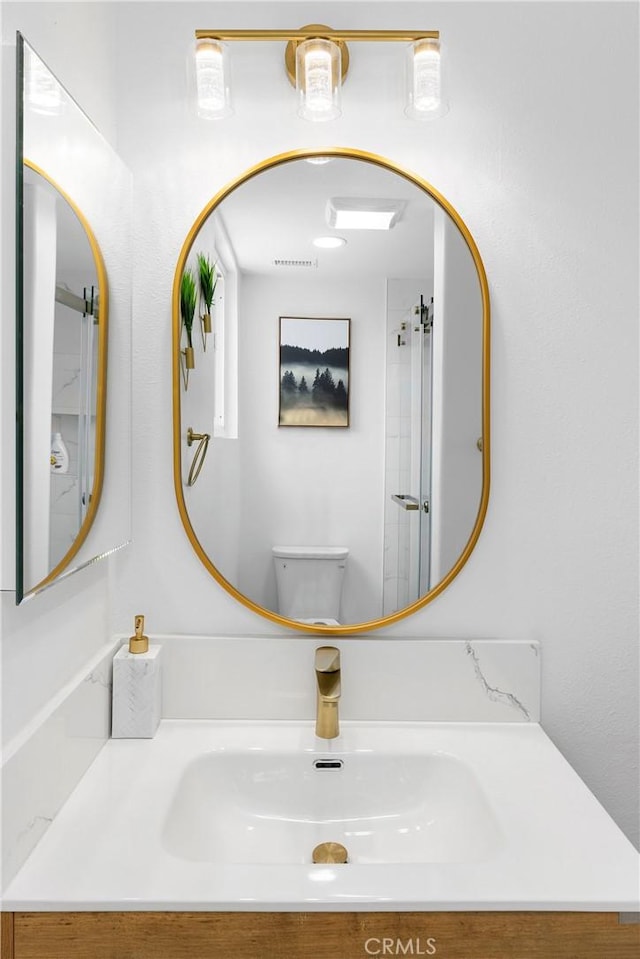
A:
172 147 490 635
20 159 108 598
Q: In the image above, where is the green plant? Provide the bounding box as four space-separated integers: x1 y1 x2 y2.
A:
180 268 197 347
197 253 218 313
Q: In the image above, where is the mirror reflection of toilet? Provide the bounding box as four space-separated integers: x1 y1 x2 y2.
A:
272 546 349 626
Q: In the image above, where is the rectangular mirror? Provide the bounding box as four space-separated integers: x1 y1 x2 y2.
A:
16 34 132 603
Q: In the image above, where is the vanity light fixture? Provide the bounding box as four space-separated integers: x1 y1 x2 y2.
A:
327 197 406 231
193 27 444 121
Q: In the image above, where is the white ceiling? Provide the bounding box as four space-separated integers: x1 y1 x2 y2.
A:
212 155 436 281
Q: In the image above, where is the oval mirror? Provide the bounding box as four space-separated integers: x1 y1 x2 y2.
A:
16 33 133 604
173 149 489 634
19 159 107 598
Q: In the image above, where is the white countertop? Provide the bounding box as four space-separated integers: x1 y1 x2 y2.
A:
2 720 638 912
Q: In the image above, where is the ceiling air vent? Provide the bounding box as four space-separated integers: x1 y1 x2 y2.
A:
273 258 318 269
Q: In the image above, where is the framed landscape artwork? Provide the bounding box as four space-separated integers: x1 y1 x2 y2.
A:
279 316 350 427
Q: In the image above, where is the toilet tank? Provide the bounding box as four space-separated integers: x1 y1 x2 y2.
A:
272 546 348 621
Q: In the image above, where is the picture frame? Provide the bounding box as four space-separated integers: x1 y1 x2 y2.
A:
278 316 350 427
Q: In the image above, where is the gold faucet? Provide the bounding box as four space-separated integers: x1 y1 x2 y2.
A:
315 646 341 739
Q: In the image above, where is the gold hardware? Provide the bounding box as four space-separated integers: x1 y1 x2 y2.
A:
391 493 420 511
200 311 211 352
129 615 149 654
179 347 195 391
195 29 439 43
312 841 348 864
477 436 483 452
315 646 341 739
186 427 211 487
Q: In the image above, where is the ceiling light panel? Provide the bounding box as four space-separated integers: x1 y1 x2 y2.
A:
326 197 406 230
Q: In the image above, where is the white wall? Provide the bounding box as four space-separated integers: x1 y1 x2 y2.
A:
431 208 483 582
0 3 127 747
0 1 637 849
239 272 385 622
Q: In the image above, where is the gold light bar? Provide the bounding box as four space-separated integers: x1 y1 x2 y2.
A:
195 29 439 43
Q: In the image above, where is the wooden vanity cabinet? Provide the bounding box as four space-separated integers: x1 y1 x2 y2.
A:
2 910 639 959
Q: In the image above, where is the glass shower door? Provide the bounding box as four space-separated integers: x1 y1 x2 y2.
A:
77 287 99 526
383 295 433 615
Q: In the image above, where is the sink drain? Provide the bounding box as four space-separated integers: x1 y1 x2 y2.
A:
312 841 348 864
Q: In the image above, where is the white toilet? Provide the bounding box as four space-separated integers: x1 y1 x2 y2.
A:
272 546 349 625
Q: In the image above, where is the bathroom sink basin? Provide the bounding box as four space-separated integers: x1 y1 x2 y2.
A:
4 721 639 910
162 748 502 864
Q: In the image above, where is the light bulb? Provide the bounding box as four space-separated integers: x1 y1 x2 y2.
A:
305 45 332 113
296 38 341 121
195 38 231 119
405 38 448 120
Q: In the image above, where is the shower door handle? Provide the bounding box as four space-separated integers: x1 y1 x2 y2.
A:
391 494 420 511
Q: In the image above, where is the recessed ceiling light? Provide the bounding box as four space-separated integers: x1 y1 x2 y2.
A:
327 197 406 230
313 236 347 249
305 157 334 165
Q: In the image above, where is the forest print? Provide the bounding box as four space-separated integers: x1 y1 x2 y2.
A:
279 317 350 427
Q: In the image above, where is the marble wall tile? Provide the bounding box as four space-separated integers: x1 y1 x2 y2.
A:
2 636 539 893
50 473 79 517
51 355 81 414
1 640 117 889
158 636 540 725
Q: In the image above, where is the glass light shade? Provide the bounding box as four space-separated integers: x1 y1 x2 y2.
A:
295 37 341 121
195 38 231 119
405 38 448 120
